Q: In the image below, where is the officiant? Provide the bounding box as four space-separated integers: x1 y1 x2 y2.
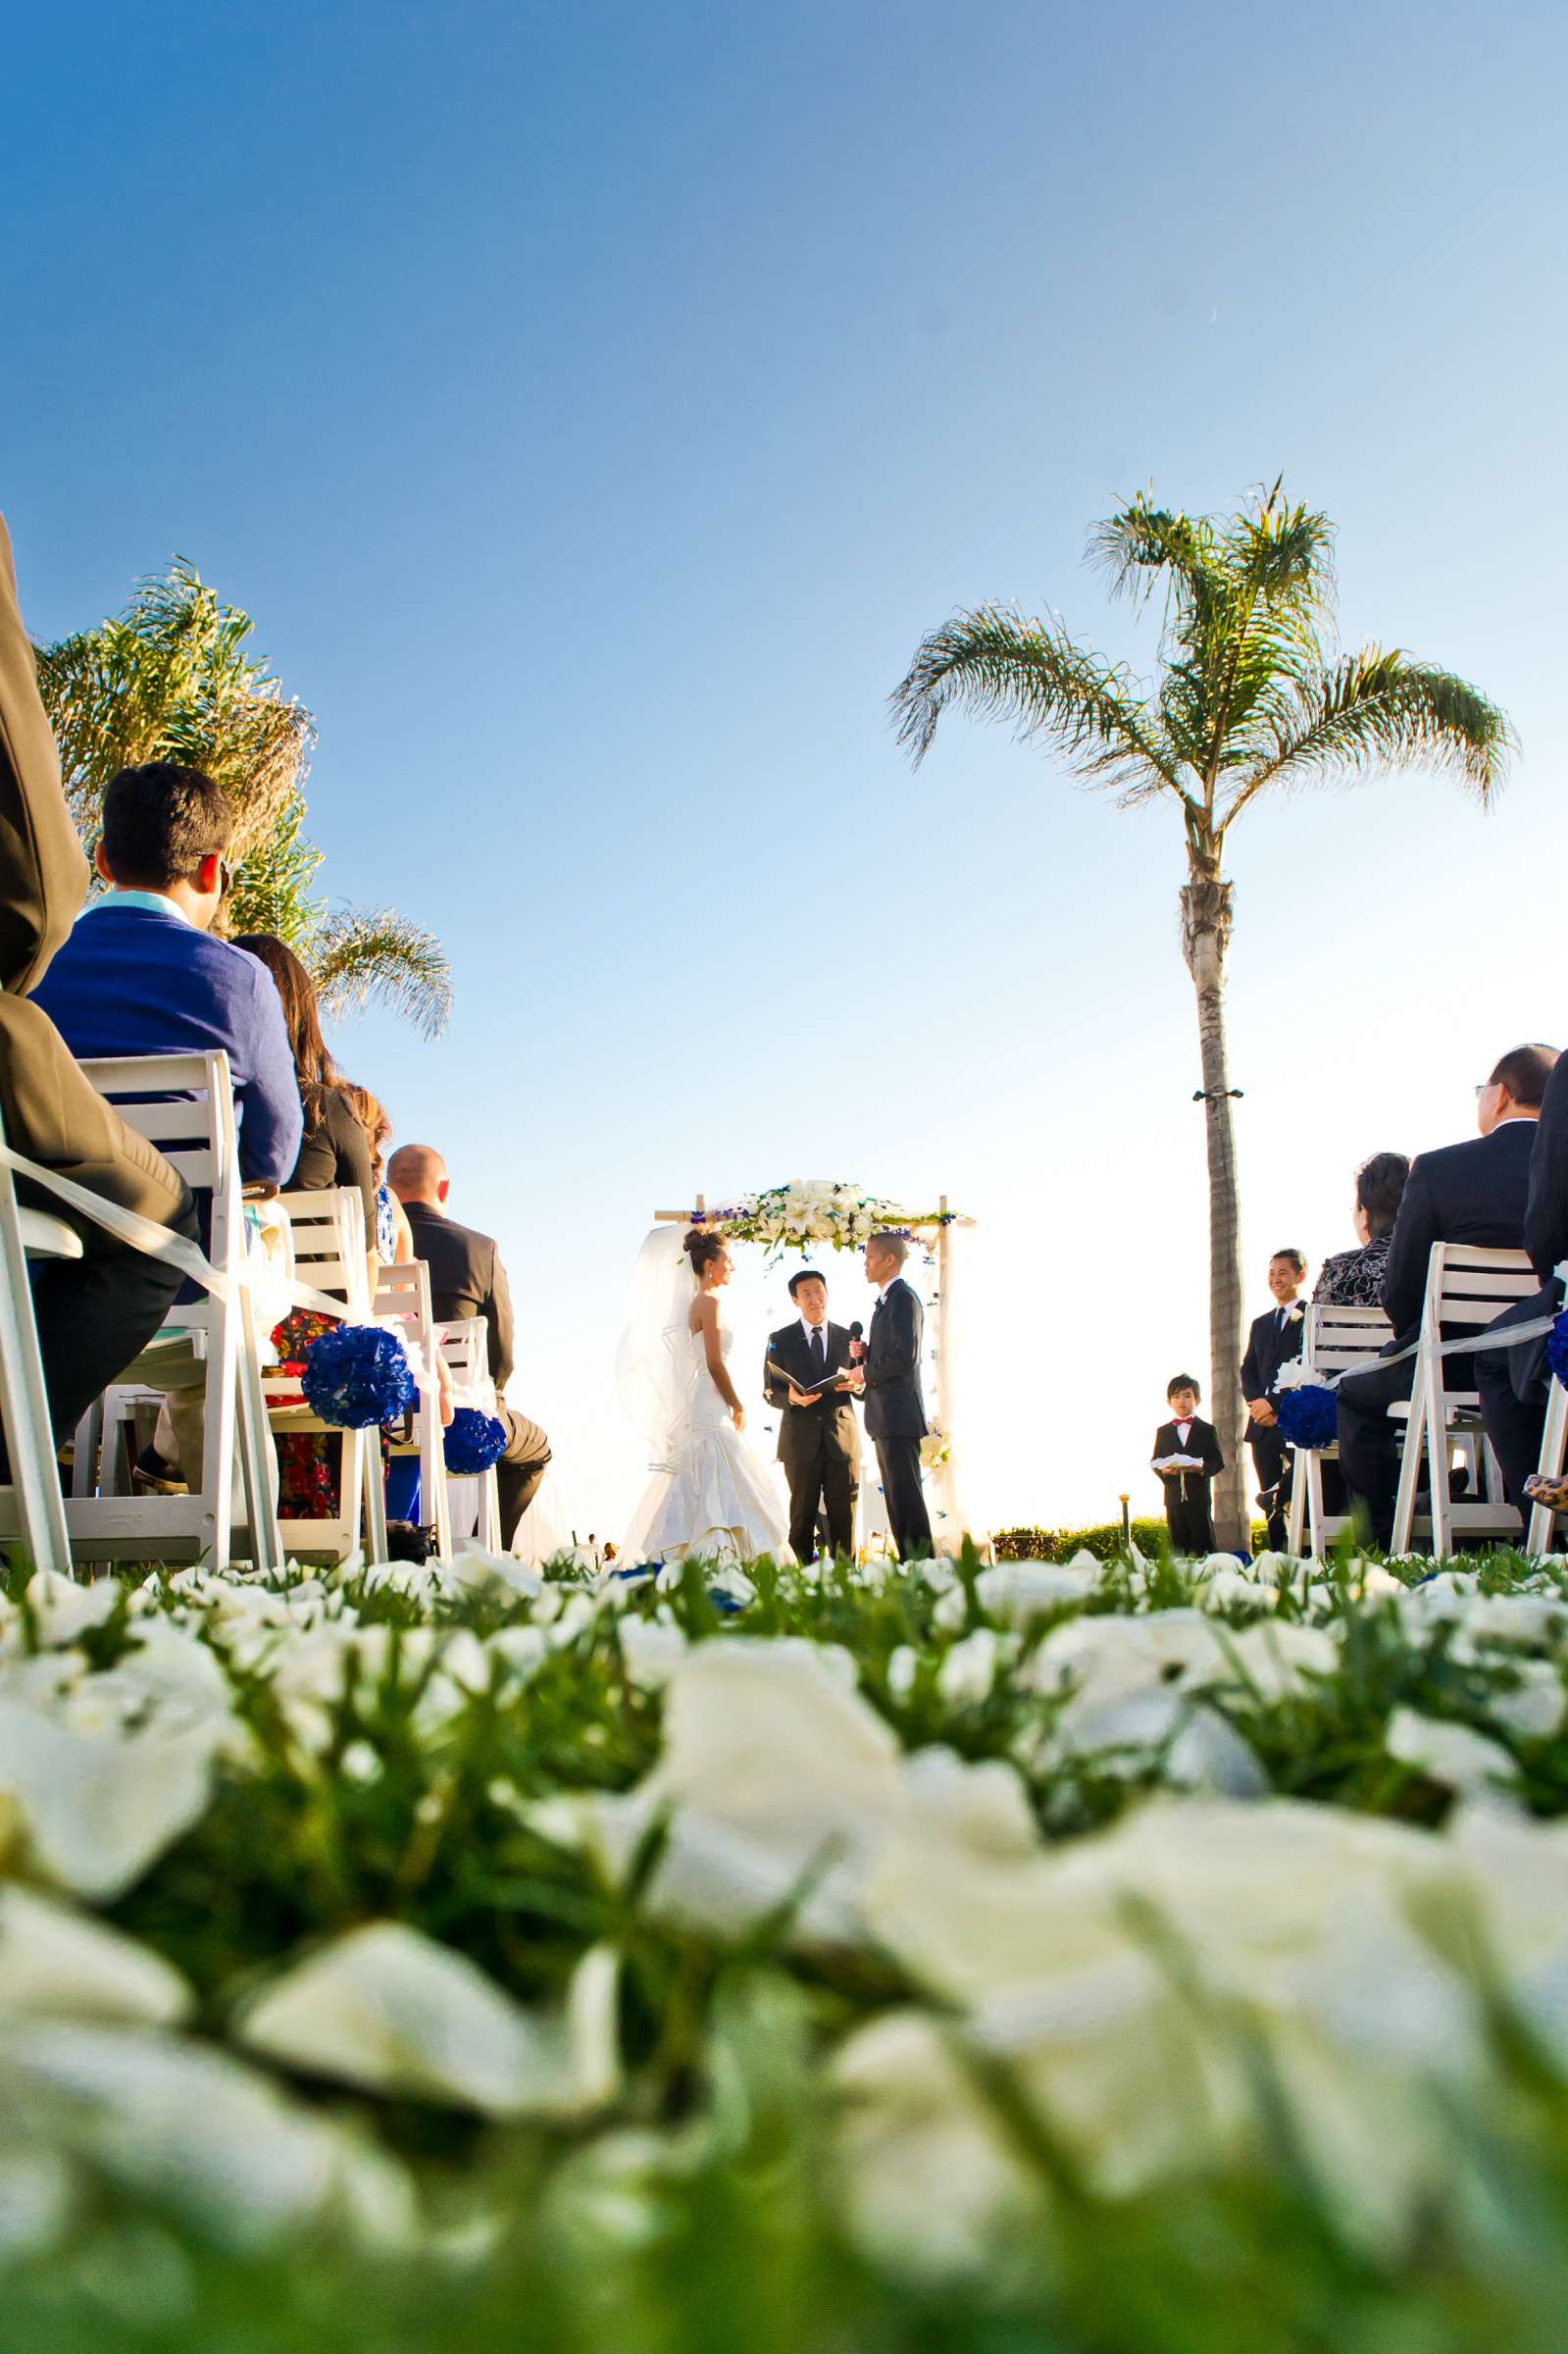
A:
763 1268 860 1561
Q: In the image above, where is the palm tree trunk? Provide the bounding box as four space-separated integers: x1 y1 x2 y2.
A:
1181 848 1246 1551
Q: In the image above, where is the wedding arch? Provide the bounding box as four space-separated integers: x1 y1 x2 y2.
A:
638 1182 977 1550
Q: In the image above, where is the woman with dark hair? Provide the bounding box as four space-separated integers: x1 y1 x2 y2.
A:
231 934 376 1245
1313 1152 1410 1307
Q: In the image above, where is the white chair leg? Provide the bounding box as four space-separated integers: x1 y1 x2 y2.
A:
0 1222 73 1578
1305 1451 1326 1558
233 1290 282 1574
198 1321 237 1569
1528 1376 1568 1555
480 1466 501 1551
1426 1360 1452 1560
1391 1382 1425 1556
1287 1449 1307 1555
363 1432 389 1562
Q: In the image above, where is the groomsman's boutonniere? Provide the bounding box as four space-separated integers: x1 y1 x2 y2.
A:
1286 1305 1303 1325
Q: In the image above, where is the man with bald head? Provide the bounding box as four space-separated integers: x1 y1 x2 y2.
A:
387 1144 550 1542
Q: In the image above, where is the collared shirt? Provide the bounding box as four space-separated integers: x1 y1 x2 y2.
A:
1175 1419 1192 1445
799 1315 828 1352
877 1277 897 1302
81 888 192 926
1492 1116 1539 1131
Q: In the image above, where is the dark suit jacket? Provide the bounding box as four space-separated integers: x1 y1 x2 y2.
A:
1381 1120 1535 1349
861 1278 927 1442
1240 1305 1306 1407
1151 1416 1224 1505
0 513 185 1231
1525 1060 1568 1287
763 1319 860 1467
403 1200 515 1389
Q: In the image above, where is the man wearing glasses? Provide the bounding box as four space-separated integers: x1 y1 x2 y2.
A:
1335 1043 1557 1549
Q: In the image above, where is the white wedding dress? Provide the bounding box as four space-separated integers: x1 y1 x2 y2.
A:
623 1316 792 1566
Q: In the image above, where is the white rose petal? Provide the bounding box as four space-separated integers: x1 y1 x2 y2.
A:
1386 1708 1520 1803
237 1922 593 2118
0 1884 191 2027
0 1700 217 1902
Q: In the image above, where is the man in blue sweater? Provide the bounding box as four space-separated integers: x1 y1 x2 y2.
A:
32 762 302 1488
33 763 303 1186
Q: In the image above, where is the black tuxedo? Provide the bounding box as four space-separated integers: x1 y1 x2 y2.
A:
1340 1119 1536 1543
1151 1415 1224 1554
1239 1301 1305 1547
861 1278 932 1559
763 1319 860 1561
1480 1079 1568 1506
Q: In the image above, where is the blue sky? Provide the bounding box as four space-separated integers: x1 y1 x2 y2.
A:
6 0 1566 1534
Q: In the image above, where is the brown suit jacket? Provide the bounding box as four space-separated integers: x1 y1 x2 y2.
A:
0 515 184 1226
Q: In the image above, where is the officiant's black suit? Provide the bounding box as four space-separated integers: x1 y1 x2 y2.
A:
1240 1304 1305 1547
861 1278 933 1559
763 1320 859 1561
1151 1417 1224 1555
1338 1119 1535 1543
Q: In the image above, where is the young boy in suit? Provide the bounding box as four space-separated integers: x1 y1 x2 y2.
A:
1152 1374 1225 1556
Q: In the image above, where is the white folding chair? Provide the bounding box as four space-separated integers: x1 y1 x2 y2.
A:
54 1052 279 1569
0 1095 77 1576
1391 1244 1538 1557
261 1188 390 1565
376 1258 451 1559
1527 1378 1568 1557
439 1315 502 1551
1286 1303 1392 1558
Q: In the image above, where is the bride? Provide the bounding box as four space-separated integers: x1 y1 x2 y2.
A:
618 1225 792 1565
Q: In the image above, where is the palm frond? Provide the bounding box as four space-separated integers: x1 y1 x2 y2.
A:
888 603 1185 803
1088 496 1218 610
1219 647 1516 829
309 907 453 1042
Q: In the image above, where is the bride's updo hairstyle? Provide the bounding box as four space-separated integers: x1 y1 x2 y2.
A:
683 1227 726 1278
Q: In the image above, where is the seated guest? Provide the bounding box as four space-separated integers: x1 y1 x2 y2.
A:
1338 1043 1557 1547
1151 1374 1224 1556
339 1083 414 1263
1313 1153 1410 1307
1240 1250 1307 1550
30 764 302 1488
0 516 193 1451
31 764 303 1187
230 935 376 1246
387 1144 550 1544
1477 1050 1568 1510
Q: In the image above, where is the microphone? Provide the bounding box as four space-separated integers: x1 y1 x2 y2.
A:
848 1319 866 1363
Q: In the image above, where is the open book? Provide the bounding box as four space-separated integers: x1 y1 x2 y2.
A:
767 1357 845 1394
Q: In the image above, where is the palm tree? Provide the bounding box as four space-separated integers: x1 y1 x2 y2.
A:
890 483 1513 1547
35 561 451 1038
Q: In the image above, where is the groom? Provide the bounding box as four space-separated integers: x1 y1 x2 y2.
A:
840 1232 933 1560
764 1267 860 1561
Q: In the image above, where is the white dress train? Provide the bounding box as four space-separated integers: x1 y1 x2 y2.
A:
623 1321 791 1565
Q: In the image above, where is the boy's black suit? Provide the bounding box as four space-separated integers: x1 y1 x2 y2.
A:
1240 1302 1305 1547
763 1320 859 1561
1151 1415 1225 1555
860 1277 932 1559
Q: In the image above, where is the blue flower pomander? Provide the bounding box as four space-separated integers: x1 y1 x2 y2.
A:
1275 1383 1339 1450
301 1324 417 1428
443 1407 509 1474
1546 1309 1568 1391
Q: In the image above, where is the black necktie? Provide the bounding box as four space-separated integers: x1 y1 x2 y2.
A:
811 1327 825 1375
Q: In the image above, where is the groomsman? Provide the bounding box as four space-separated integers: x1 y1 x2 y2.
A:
1240 1249 1307 1549
763 1268 859 1561
840 1232 933 1560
